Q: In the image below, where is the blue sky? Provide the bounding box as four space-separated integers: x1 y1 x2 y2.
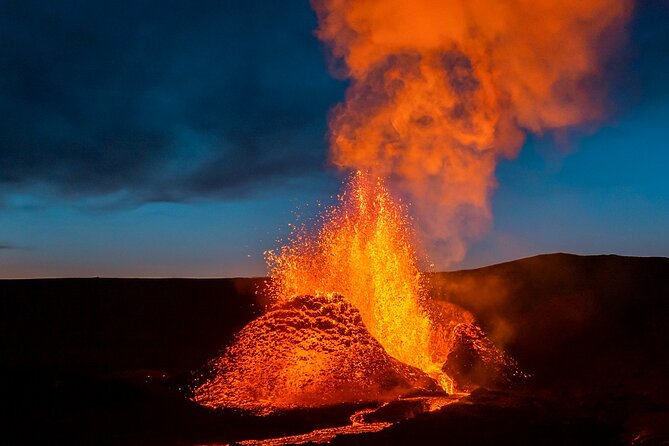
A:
0 0 668 277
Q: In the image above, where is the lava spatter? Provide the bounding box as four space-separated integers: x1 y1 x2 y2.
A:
192 172 513 413
192 293 440 413
267 172 454 391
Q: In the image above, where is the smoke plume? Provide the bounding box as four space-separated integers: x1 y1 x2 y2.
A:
312 0 632 266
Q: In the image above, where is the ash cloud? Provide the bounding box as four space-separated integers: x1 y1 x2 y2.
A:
311 0 669 268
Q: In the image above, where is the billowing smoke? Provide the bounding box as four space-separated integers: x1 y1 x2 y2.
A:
311 0 632 266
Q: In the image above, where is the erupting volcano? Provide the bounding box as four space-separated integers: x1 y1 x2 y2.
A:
192 172 491 411
191 0 633 425
4 0 669 443
192 292 441 412
267 172 461 392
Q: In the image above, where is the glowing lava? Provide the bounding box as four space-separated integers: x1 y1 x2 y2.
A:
191 0 629 419
192 172 470 413
267 172 455 391
192 292 439 413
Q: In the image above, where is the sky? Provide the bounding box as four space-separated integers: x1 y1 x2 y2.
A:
0 0 668 278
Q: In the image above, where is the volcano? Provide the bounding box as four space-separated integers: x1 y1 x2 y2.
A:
187 173 506 414
2 253 669 445
192 293 440 412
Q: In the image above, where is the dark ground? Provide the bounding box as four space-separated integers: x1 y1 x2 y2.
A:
1 253 668 445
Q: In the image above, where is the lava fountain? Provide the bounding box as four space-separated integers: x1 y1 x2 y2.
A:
192 172 475 412
191 0 631 417
268 172 456 391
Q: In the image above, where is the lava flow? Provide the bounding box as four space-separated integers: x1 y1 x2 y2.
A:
192 172 476 413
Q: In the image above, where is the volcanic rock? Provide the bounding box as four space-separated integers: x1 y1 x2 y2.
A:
192 293 440 413
442 323 525 391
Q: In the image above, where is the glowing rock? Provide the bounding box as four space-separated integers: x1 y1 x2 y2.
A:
192 293 441 413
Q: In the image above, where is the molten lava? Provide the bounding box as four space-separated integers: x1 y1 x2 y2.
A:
267 172 457 391
193 293 439 413
192 173 478 412
192 0 631 418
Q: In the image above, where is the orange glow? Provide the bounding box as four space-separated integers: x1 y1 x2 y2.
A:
190 0 631 414
192 292 441 413
268 172 456 391
192 173 474 413
312 0 632 266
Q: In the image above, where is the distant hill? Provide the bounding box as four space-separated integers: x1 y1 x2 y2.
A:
431 253 669 400
2 254 668 382
0 277 268 376
2 254 667 383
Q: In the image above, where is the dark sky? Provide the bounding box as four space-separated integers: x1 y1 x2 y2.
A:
1 0 668 277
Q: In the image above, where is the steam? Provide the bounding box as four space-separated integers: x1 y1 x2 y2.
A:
312 0 632 266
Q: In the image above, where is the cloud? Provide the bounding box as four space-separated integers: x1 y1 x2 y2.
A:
0 0 344 203
627 0 669 102
0 243 17 250
0 0 666 208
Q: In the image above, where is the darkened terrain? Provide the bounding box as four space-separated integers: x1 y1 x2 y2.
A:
1 253 668 445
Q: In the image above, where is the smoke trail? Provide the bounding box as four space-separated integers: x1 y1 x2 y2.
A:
312 0 632 266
